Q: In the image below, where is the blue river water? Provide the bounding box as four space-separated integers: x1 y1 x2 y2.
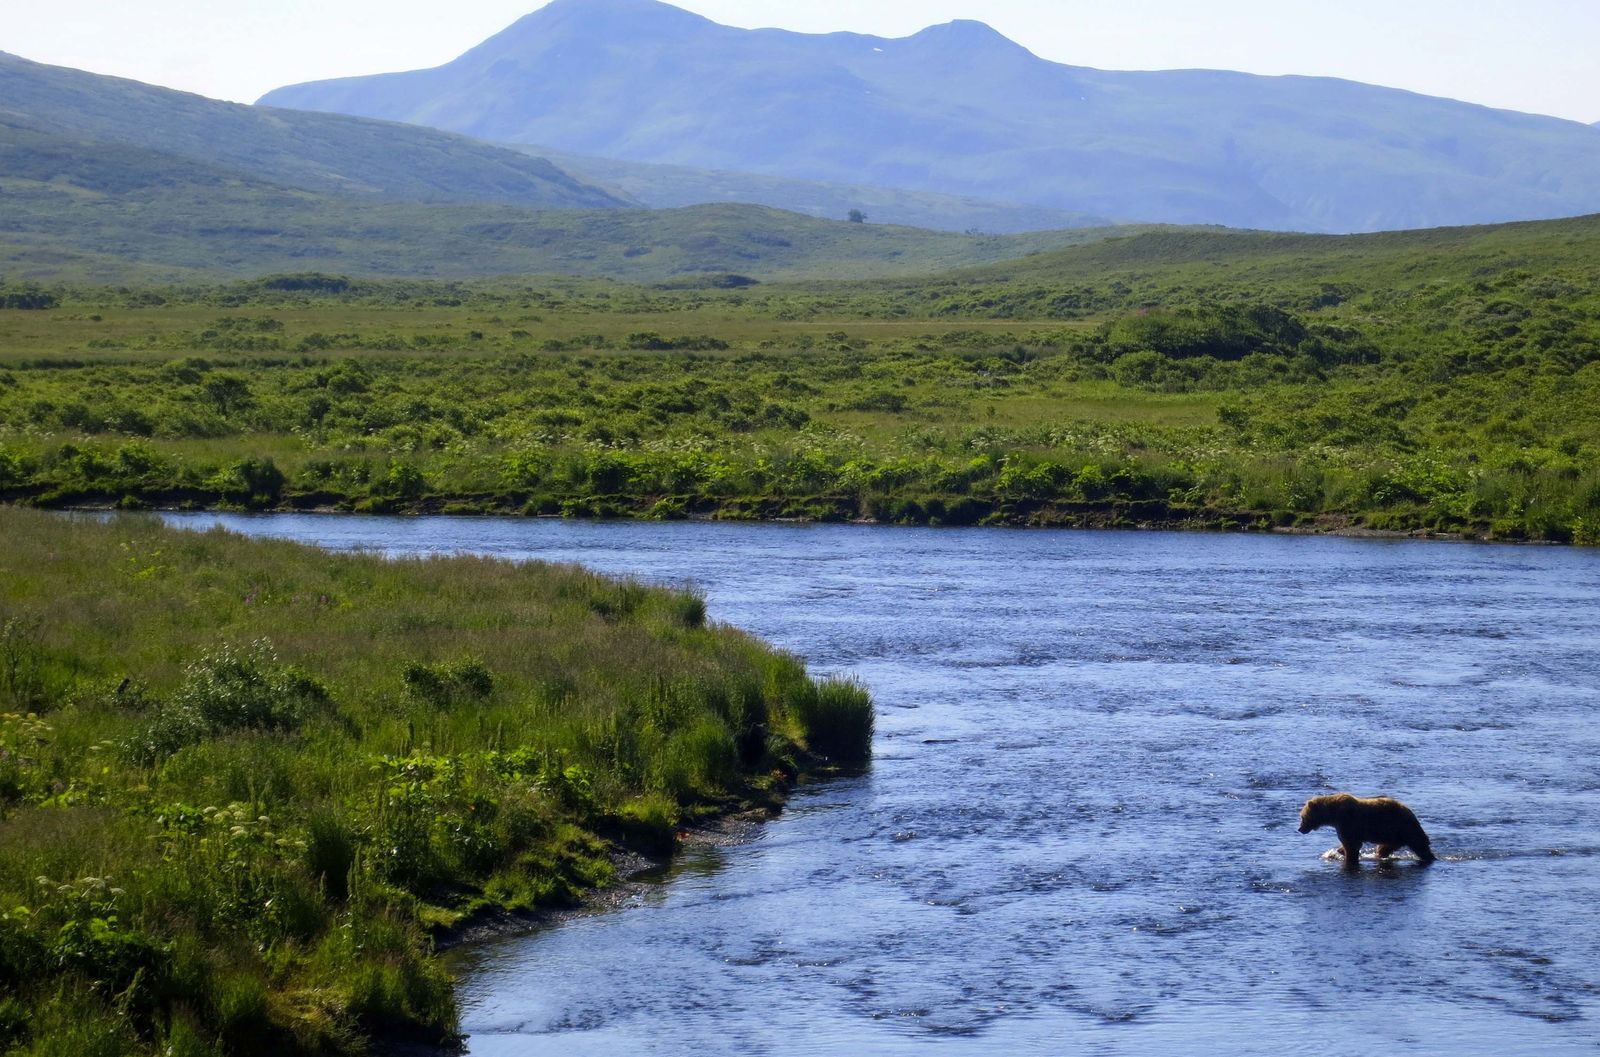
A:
162 515 1600 1056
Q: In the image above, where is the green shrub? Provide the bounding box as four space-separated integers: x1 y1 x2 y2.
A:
175 642 329 733
205 458 284 505
666 591 707 630
0 287 59 311
375 463 426 500
129 642 330 762
400 659 492 708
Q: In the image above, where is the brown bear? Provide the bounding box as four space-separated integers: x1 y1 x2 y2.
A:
1297 793 1436 867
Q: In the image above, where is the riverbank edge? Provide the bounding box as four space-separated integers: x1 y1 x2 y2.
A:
391 766 849 1057
431 802 777 952
17 489 1553 546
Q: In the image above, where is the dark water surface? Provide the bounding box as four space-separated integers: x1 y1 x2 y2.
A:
163 516 1600 1055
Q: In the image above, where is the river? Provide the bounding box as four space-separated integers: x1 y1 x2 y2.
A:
162 515 1600 1056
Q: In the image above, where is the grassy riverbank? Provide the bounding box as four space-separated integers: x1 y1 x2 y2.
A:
0 507 870 1056
2 214 1599 541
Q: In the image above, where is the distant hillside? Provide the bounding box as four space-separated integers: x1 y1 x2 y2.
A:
262 0 1600 233
0 51 627 210
511 145 1111 234
0 133 1130 282
871 213 1600 319
0 51 1150 282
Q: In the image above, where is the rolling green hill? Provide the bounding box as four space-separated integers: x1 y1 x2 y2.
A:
0 51 627 210
0 137 1131 282
876 212 1600 311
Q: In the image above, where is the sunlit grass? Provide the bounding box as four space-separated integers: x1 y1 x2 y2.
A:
3 211 1599 541
0 507 870 1054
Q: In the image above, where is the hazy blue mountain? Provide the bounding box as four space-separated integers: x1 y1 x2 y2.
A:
0 51 627 209
261 0 1600 233
510 144 1111 233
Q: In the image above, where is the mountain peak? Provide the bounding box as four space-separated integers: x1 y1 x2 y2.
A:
535 0 693 13
906 19 1031 54
918 19 1008 39
902 18 1036 64
519 0 710 29
478 0 714 53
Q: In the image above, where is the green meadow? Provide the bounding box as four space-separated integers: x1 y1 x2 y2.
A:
3 214 1599 540
0 507 870 1055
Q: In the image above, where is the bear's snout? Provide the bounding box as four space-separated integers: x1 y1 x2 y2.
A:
1297 823 1311 833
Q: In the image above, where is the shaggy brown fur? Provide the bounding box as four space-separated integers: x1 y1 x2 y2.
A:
1298 793 1436 867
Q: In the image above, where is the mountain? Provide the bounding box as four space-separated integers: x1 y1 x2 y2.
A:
260 0 1600 234
0 51 627 210
504 144 1111 233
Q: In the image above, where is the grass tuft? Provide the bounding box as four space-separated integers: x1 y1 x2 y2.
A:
789 677 874 763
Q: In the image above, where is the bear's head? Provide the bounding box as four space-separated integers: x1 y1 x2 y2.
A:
1298 796 1332 833
1298 793 1358 833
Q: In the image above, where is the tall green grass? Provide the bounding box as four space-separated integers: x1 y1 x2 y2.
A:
0 507 871 1055
787 678 874 763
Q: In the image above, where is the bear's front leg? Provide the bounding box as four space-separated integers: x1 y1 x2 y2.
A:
1375 844 1398 860
1337 833 1364 869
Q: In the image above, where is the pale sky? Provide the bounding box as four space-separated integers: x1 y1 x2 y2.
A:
9 0 1599 124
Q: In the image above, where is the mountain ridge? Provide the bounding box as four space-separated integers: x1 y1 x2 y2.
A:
0 50 628 210
259 0 1600 233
